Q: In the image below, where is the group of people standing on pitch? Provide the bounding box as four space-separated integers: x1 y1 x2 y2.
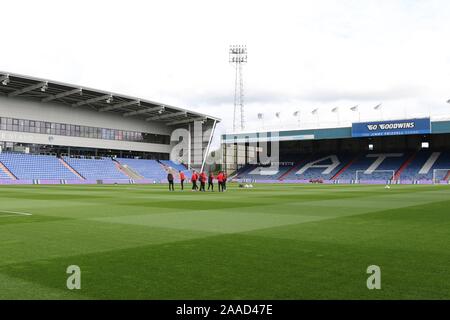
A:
167 169 227 192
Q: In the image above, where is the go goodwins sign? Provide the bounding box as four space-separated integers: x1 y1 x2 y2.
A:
352 118 431 137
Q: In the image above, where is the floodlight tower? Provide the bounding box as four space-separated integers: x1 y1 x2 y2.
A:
229 45 247 132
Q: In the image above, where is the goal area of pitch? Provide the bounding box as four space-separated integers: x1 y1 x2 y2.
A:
355 170 396 183
432 169 450 184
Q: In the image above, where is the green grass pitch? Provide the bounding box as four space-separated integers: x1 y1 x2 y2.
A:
0 183 449 300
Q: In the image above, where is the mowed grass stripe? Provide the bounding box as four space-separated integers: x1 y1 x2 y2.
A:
0 183 449 299
2 231 448 299
244 199 450 252
0 219 220 266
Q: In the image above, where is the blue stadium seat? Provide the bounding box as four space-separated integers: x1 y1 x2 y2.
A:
64 156 128 180
285 154 353 181
400 151 450 181
0 152 79 180
0 166 12 179
117 158 167 180
338 153 408 181
236 164 293 181
160 160 192 179
235 152 428 182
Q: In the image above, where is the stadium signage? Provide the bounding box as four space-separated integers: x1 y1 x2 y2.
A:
222 134 314 144
352 118 431 137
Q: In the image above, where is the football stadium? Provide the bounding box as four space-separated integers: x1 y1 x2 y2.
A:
0 71 450 302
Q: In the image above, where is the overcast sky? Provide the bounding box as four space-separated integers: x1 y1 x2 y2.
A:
1 0 450 142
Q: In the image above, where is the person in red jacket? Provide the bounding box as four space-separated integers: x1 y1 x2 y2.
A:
199 171 207 192
223 172 228 192
191 171 198 191
217 171 224 192
179 170 186 191
207 172 215 191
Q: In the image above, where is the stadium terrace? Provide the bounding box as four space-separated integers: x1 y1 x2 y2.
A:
0 72 220 185
223 117 450 185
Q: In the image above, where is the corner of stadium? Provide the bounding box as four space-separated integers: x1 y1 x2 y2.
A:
0 71 219 184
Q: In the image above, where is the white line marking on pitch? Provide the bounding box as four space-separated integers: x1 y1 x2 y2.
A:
0 210 32 217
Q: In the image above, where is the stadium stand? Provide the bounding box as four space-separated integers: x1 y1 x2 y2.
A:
331 155 360 180
160 160 186 171
233 151 450 182
0 162 14 180
64 156 128 180
237 154 354 181
400 151 450 181
236 164 293 181
116 158 167 181
224 116 450 184
0 153 79 180
0 150 449 184
393 152 417 180
160 160 192 179
286 154 354 181
337 153 409 181
234 165 259 180
279 157 313 180
430 152 450 181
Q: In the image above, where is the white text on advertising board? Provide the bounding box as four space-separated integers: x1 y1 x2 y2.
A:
367 122 415 131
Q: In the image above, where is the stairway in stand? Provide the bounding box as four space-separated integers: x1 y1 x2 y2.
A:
58 158 85 180
114 161 143 180
0 161 17 180
394 152 417 180
331 155 359 180
279 159 309 181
